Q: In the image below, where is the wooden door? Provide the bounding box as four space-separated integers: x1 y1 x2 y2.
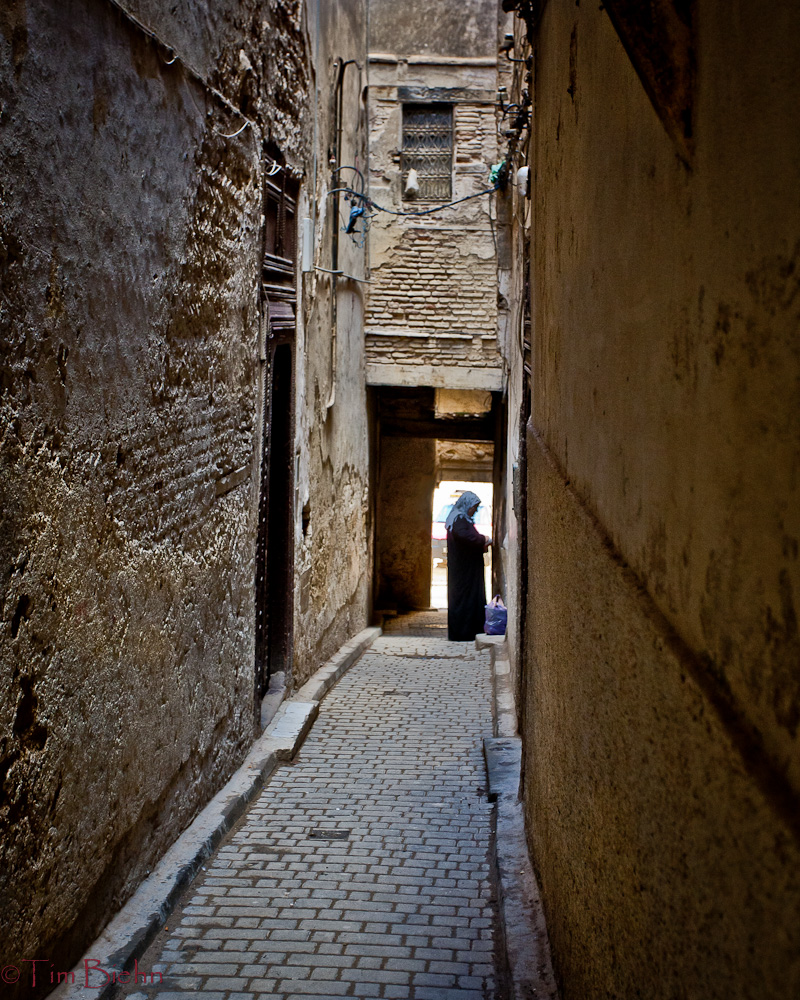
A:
255 172 297 698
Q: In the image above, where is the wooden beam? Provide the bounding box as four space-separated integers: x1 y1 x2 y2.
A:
380 415 495 442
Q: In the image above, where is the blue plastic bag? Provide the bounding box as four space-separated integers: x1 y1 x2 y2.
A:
484 595 507 636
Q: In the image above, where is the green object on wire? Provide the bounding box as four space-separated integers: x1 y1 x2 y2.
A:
490 160 506 186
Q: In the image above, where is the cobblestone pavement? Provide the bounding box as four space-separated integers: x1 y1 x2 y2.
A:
127 616 501 1000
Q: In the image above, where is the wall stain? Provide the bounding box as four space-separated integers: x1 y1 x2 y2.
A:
745 240 800 318
710 302 733 366
568 22 578 121
766 570 800 738
0 0 28 76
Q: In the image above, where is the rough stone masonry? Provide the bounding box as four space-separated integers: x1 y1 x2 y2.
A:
0 0 371 989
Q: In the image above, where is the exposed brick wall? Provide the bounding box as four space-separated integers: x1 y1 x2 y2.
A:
106 140 260 546
455 105 496 165
366 332 502 370
366 96 503 380
367 227 497 334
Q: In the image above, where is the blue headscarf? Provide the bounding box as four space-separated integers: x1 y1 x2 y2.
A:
445 491 481 531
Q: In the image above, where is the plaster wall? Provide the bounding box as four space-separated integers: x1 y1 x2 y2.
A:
523 1 800 996
368 0 498 61
526 433 800 999
291 0 371 686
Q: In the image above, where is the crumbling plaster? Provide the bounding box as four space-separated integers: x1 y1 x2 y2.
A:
292 0 371 685
365 46 504 390
368 0 498 61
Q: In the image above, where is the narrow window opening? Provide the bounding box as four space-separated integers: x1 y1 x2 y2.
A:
401 104 453 202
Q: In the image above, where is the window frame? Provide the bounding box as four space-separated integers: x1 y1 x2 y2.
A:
400 102 454 204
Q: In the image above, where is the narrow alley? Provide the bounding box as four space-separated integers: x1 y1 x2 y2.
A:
122 616 503 1000
2 1 800 999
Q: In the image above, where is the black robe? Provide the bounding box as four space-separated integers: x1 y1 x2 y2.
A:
446 514 487 641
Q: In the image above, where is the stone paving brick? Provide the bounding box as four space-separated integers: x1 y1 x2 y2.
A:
278 982 351 995
150 994 227 1000
121 619 500 998
204 980 252 992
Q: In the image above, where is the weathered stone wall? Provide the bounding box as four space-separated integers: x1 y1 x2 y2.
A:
365 100 498 337
0 0 369 983
291 0 371 684
522 1 800 996
369 0 498 60
436 440 493 485
493 9 524 675
365 4 504 391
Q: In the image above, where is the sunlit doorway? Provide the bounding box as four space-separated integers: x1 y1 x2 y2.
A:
431 480 493 610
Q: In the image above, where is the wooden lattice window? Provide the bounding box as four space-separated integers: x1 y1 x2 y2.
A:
262 176 297 337
401 104 453 202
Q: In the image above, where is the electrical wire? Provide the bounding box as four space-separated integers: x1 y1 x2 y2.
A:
103 0 259 140
217 120 251 139
185 84 255 141
315 266 371 284
332 165 366 194
328 184 498 218
330 171 501 249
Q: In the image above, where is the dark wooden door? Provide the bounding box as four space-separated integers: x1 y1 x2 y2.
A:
255 172 297 698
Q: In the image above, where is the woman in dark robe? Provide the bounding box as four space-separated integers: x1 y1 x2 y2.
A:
446 491 490 641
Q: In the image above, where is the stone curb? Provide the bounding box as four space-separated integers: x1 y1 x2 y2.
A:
480 637 560 1000
475 631 505 652
50 625 381 1000
477 633 517 741
294 626 382 703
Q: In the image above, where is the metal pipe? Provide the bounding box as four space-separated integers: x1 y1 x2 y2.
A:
315 266 371 284
327 58 359 411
